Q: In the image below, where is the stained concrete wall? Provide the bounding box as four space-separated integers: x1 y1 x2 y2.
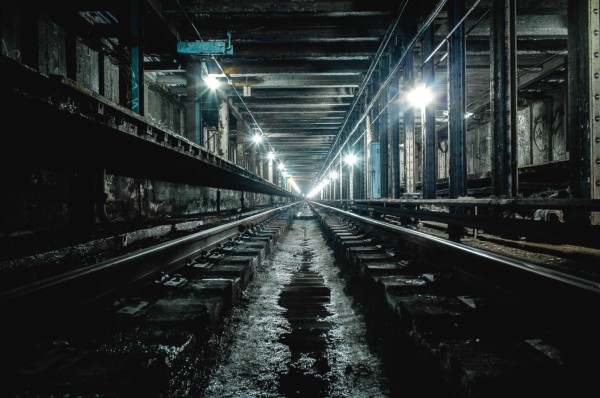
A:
106 174 279 222
38 15 66 76
457 88 568 179
104 56 119 104
75 38 99 93
144 81 185 135
0 167 285 235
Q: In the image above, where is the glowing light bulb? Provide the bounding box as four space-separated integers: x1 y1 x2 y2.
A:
407 84 433 108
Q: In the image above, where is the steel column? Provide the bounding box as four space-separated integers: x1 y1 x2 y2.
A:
448 0 467 239
218 99 230 160
380 62 390 198
365 103 374 199
422 24 437 199
236 118 246 168
339 159 344 200
490 0 517 198
370 75 383 199
403 31 416 194
568 0 600 224
130 0 144 114
349 162 355 201
389 35 401 198
186 62 203 145
268 158 273 183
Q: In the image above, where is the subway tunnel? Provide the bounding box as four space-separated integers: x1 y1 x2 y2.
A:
2 1 600 396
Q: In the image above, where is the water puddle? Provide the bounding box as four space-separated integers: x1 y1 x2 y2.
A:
203 217 387 397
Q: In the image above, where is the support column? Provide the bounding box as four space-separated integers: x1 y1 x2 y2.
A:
185 62 203 145
257 149 263 178
349 162 354 200
248 144 256 174
390 36 401 198
218 99 230 160
423 24 437 199
332 176 337 200
379 62 390 198
268 158 274 183
490 0 517 197
236 118 246 167
448 0 467 240
364 104 373 197
216 189 221 214
568 0 600 224
403 35 416 194
130 0 144 114
339 159 343 200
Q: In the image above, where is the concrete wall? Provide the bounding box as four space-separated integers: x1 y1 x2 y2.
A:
0 167 285 235
75 38 99 93
105 174 279 221
144 81 185 135
104 56 119 104
441 88 569 180
105 175 271 220
38 15 66 76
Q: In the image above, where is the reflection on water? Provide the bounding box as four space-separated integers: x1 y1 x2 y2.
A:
203 216 387 397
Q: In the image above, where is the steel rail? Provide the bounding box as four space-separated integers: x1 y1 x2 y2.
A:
0 203 297 305
311 202 600 296
321 197 600 211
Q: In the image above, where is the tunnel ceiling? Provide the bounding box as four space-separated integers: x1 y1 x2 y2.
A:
49 0 568 193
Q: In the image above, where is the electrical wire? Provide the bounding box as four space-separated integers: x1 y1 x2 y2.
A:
173 0 295 189
318 0 486 184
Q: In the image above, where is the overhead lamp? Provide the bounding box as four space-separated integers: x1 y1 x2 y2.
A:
407 84 433 109
252 134 263 144
204 74 221 90
267 152 276 161
282 171 290 178
345 153 357 165
329 171 338 180
278 163 285 171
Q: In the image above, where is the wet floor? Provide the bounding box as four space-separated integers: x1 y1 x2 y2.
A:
202 216 390 397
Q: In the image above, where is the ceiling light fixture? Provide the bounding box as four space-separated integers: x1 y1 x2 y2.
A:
407 84 433 109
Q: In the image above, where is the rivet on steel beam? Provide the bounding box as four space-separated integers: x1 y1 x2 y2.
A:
596 157 600 165
595 94 600 100
596 116 600 122
595 52 600 58
595 136 600 143
595 30 600 36
596 180 600 187
595 8 599 15
595 72 600 79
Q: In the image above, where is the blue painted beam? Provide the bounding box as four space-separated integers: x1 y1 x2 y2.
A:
177 40 233 55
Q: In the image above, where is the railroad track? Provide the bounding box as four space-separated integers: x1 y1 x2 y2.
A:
3 200 599 396
0 203 298 396
311 201 600 397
